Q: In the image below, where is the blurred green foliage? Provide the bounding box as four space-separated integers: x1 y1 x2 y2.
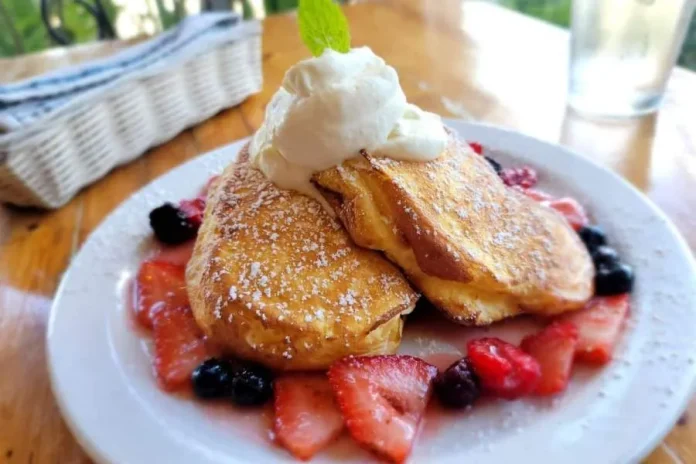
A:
1 0 694 71
155 0 187 29
0 0 117 56
497 0 571 27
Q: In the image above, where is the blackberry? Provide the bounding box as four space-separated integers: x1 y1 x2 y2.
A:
149 203 197 245
434 358 481 409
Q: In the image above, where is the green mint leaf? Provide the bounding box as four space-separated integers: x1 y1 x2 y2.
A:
298 0 351 57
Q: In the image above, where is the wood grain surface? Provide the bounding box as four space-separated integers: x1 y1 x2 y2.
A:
1 1 695 462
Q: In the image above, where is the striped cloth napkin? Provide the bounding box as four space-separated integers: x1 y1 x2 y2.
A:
0 12 260 133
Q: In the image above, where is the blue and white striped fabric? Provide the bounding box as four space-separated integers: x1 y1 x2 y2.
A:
0 12 259 132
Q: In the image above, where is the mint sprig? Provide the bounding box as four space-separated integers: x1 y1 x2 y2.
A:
298 0 351 57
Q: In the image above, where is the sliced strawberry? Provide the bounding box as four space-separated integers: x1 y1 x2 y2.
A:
466 338 541 400
469 142 483 155
274 374 344 461
152 305 211 391
519 187 589 230
521 322 578 395
328 355 437 463
562 295 629 365
178 197 206 227
134 260 188 329
545 197 589 231
517 187 554 202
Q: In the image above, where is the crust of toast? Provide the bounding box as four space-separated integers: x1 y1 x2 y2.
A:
187 147 418 370
313 134 594 325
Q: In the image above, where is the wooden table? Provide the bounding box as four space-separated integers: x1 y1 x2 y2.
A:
1 1 695 462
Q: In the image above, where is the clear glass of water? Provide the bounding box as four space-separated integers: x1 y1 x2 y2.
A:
568 0 696 117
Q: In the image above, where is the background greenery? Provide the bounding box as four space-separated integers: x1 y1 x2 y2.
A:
1 0 695 70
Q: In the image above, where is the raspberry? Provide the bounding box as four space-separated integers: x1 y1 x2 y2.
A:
178 197 206 227
500 166 538 188
466 337 541 399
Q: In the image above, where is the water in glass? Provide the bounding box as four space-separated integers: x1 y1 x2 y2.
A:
569 0 696 117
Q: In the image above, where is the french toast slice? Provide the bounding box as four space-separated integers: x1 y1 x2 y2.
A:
186 147 418 370
312 134 594 325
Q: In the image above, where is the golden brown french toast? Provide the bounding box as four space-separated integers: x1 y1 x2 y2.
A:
312 134 594 325
186 147 418 370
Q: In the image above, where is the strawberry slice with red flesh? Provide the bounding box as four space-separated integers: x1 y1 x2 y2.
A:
561 295 630 365
328 355 438 464
134 260 189 330
466 338 541 400
546 197 589 231
521 322 578 396
274 374 344 461
152 305 211 391
520 188 589 231
517 187 554 202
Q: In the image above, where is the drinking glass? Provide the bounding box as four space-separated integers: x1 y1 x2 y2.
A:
568 0 696 117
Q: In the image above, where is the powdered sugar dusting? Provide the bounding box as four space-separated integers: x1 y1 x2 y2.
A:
362 135 591 299
193 155 416 359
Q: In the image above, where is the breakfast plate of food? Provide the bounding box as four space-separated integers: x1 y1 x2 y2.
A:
47 1 696 463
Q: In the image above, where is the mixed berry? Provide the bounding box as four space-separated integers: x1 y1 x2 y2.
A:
149 196 206 245
227 363 274 406
191 358 236 399
328 355 437 463
149 203 199 245
191 358 274 405
434 357 481 409
466 337 541 399
521 321 578 395
273 375 344 461
500 166 539 189
131 144 635 462
577 225 635 295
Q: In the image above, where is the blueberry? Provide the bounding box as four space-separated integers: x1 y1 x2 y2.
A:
484 156 502 175
578 225 607 252
230 363 274 406
434 358 481 409
149 203 197 245
192 358 234 399
595 262 635 295
591 245 620 268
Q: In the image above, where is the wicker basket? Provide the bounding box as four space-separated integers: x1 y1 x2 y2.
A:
0 27 262 208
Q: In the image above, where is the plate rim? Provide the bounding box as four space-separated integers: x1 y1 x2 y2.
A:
46 119 696 464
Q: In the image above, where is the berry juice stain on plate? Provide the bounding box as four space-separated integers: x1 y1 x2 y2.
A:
147 241 196 266
194 395 275 445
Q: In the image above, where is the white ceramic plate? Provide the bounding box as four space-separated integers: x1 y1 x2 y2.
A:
48 120 696 464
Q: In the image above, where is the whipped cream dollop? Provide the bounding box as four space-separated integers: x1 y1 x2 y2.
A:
249 47 448 201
